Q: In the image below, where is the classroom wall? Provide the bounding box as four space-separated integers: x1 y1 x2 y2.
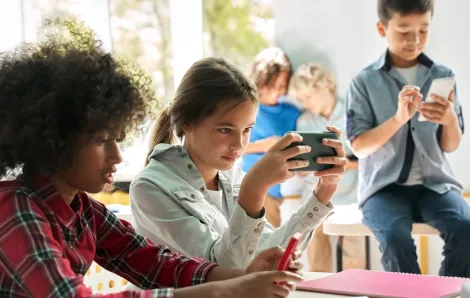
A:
273 0 470 190
273 0 469 275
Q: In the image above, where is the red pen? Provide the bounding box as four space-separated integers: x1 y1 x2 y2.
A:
276 232 302 285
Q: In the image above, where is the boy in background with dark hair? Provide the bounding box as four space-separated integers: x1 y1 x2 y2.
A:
346 0 470 276
242 47 300 228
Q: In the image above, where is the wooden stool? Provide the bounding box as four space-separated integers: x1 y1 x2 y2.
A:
322 204 439 273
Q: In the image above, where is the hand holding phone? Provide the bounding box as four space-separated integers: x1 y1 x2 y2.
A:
285 131 339 172
418 77 456 122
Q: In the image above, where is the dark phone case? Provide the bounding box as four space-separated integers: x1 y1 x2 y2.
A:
286 131 339 171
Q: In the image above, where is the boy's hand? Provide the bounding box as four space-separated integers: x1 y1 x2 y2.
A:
419 90 458 126
394 85 423 125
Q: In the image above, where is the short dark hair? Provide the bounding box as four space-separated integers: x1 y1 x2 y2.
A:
377 0 434 24
0 19 156 178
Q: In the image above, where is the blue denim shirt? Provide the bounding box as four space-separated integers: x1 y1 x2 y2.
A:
346 51 464 206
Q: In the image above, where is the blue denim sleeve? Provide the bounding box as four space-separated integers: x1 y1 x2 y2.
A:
451 70 464 134
345 75 375 141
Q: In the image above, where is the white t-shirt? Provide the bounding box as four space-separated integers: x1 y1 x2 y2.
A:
206 189 226 234
394 65 422 186
206 189 223 211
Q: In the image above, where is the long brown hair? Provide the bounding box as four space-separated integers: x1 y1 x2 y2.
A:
145 57 258 165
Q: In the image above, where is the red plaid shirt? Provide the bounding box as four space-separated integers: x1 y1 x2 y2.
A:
0 178 218 297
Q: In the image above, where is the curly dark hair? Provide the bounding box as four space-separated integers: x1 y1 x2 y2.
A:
0 19 156 178
248 47 292 90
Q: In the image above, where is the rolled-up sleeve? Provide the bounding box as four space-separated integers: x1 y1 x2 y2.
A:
346 75 375 140
450 71 464 134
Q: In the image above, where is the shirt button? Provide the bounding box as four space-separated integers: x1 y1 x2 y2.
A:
188 164 193 169
313 207 319 212
307 213 313 218
69 244 75 251
254 228 260 233
227 188 231 193
412 127 415 131
249 250 254 255
257 222 263 227
190 194 195 199
178 147 182 152
200 187 205 192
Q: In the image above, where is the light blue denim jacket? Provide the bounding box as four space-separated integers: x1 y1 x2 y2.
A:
130 144 333 268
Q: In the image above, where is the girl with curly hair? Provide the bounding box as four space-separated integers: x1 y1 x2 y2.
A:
0 19 304 297
129 55 347 270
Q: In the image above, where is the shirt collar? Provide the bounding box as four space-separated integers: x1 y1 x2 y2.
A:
373 49 434 71
29 176 83 227
148 144 233 194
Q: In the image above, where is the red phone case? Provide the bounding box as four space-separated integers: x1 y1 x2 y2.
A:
277 232 302 271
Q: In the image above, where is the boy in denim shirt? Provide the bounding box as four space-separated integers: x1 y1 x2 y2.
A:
346 0 470 276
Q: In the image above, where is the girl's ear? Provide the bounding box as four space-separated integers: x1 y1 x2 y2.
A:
182 123 191 135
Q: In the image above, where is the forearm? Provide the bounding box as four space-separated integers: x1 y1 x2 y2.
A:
174 283 224 298
206 266 245 282
440 116 462 152
351 115 403 158
174 267 244 298
313 182 338 206
238 174 267 218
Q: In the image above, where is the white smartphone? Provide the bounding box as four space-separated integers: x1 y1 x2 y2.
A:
418 77 456 122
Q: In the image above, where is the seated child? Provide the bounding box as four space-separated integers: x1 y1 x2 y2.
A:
289 63 365 272
0 19 303 297
242 47 301 228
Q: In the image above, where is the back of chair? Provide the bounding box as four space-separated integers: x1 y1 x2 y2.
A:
84 262 129 294
83 197 135 294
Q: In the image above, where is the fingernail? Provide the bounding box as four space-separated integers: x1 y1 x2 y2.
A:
317 157 323 162
306 146 311 152
322 138 328 144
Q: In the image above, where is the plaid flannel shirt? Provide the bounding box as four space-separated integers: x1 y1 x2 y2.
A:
0 177 218 297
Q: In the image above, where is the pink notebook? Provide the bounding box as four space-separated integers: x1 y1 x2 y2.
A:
297 269 470 298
